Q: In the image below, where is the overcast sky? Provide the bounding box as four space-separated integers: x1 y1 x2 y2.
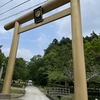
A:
0 0 100 61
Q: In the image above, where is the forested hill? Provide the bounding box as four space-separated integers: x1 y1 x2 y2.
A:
0 31 100 87
27 31 100 86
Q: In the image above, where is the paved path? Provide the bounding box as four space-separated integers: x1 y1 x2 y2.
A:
15 86 50 100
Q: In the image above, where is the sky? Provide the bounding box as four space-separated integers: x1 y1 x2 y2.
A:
0 0 100 61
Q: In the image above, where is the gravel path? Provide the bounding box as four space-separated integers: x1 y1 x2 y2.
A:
16 86 50 100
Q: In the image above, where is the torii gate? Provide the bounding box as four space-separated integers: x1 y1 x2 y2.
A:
1 0 88 100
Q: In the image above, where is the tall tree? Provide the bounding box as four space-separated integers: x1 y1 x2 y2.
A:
28 55 47 85
13 58 28 81
0 45 5 69
84 34 100 82
41 37 73 86
0 45 6 79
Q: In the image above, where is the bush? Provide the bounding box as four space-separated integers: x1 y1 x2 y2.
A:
0 80 3 93
88 81 100 88
11 83 23 88
0 85 3 93
47 83 66 88
88 88 100 100
11 80 26 88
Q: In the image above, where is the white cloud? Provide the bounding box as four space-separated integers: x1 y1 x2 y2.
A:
2 48 10 57
55 16 71 39
17 48 33 61
37 33 49 48
52 3 71 39
2 47 33 61
80 0 100 36
0 26 8 34
54 0 100 39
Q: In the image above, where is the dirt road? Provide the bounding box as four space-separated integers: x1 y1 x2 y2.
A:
17 86 50 100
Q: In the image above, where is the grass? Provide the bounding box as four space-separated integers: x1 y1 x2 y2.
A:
54 95 74 100
38 86 45 93
61 97 74 100
0 80 26 98
10 80 26 98
10 87 25 98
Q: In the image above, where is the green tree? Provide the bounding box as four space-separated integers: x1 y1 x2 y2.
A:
42 38 73 86
0 45 5 69
0 45 6 79
28 55 47 85
13 58 28 81
26 32 100 87
84 34 100 82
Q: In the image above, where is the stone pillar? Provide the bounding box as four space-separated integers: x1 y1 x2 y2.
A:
2 22 20 94
70 0 88 100
0 67 3 79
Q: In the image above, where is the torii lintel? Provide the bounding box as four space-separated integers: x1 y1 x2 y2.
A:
4 0 70 30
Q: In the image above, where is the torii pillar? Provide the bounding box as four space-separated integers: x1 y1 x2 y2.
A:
71 0 88 100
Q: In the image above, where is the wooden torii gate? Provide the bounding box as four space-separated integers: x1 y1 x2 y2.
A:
1 0 88 100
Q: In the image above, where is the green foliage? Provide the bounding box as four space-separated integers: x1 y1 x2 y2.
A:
11 83 24 88
27 33 100 87
88 88 100 100
10 87 25 98
13 58 29 81
42 37 73 85
11 80 26 87
1 31 100 89
10 88 24 94
0 45 7 79
0 45 5 69
27 55 48 86
84 33 100 82
48 71 68 82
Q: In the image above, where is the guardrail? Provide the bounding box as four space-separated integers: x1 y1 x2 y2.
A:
44 87 70 95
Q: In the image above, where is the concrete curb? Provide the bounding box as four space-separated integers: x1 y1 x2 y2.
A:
0 94 11 100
